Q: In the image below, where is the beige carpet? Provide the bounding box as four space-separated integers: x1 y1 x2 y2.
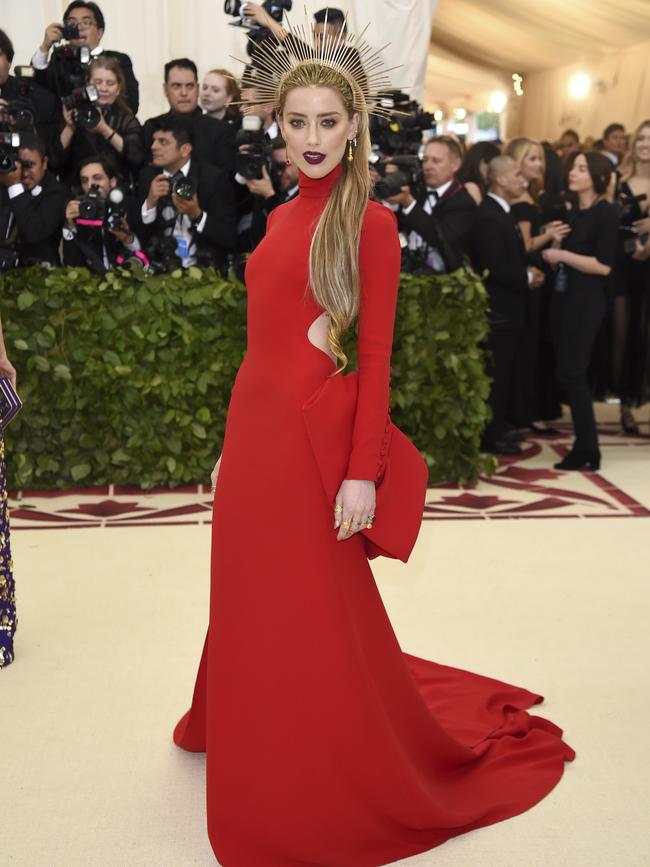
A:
2 404 650 867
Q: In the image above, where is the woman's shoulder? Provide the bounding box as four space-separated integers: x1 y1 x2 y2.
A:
361 200 398 236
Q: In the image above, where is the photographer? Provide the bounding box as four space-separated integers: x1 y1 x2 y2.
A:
138 117 236 272
246 136 298 248
50 56 145 188
0 29 60 156
234 80 280 252
143 59 234 175
385 135 477 273
62 154 142 273
0 132 68 267
31 1 139 114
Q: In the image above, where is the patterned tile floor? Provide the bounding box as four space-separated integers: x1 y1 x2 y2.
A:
8 414 650 530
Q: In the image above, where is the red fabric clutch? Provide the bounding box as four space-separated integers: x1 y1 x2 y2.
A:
302 371 429 563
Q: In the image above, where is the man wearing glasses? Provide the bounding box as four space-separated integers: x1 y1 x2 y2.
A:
31 1 139 114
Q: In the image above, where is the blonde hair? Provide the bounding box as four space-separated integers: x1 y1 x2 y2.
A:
620 119 650 184
276 62 372 373
205 68 241 120
505 137 545 201
89 56 131 114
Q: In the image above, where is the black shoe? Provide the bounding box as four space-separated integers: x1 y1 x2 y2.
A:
530 423 560 436
482 439 523 456
553 450 601 471
620 407 639 435
504 429 525 443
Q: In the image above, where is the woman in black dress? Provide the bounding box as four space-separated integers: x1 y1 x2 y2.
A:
506 137 570 432
613 119 650 432
50 56 145 189
456 141 501 206
542 152 619 470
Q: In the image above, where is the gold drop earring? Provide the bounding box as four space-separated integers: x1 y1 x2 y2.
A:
347 137 357 162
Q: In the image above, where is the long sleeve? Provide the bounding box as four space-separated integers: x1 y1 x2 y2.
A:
345 203 401 482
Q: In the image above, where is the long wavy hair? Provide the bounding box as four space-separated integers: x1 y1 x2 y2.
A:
620 119 650 184
276 62 372 373
505 137 545 201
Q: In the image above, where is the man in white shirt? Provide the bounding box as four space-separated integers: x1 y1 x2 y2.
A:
31 1 139 113
384 136 477 273
470 155 544 455
137 117 236 272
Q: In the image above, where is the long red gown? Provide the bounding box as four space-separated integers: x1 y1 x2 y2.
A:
173 162 575 866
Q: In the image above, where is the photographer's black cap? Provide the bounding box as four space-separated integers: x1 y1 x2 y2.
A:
63 1 106 31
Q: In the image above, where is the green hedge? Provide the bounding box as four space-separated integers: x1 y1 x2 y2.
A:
0 265 494 491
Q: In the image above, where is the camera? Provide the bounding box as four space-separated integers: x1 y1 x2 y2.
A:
620 225 649 255
224 0 292 55
0 131 21 175
60 22 80 40
373 155 422 200
61 84 101 128
172 176 196 200
76 183 106 226
370 91 435 157
146 234 183 274
235 115 273 179
50 44 92 95
0 68 39 133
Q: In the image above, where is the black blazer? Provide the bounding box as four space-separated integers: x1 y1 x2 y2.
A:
32 48 139 115
143 109 235 175
5 171 69 265
470 195 529 331
136 158 237 267
398 179 477 270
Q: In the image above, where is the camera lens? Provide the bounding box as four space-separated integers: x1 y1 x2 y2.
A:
172 177 196 200
77 105 101 128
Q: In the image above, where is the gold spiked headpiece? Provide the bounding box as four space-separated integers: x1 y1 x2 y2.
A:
230 8 404 119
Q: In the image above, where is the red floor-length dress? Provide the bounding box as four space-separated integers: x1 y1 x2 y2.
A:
174 162 575 866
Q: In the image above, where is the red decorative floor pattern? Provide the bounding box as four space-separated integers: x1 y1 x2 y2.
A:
8 423 650 529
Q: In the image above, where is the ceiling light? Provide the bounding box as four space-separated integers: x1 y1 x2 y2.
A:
569 73 591 98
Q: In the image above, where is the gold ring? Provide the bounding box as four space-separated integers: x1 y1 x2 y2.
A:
341 519 352 528
334 504 342 514
366 522 373 529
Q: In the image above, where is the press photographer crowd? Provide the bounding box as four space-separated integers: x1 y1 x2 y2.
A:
1 1 649 467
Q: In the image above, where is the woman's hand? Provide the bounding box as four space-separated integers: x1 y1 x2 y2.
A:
62 104 75 129
0 355 17 389
210 455 222 493
545 220 571 244
542 247 565 267
334 479 375 542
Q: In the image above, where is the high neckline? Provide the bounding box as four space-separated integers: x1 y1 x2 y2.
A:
298 162 343 199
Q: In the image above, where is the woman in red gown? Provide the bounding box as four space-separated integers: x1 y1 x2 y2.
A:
173 47 575 867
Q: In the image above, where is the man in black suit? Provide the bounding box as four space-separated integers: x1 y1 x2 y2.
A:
471 155 545 455
137 116 236 272
30 2 139 113
143 60 234 175
0 133 68 266
0 30 61 157
386 136 477 272
62 154 142 272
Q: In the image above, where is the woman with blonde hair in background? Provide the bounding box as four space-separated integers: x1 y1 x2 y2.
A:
506 136 570 434
171 16 574 865
613 119 650 432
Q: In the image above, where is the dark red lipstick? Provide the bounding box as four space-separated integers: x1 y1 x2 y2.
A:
303 151 326 164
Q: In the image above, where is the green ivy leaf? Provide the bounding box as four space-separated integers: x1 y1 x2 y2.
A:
70 463 91 481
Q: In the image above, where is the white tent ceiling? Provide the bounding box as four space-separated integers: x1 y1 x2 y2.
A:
425 0 650 111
